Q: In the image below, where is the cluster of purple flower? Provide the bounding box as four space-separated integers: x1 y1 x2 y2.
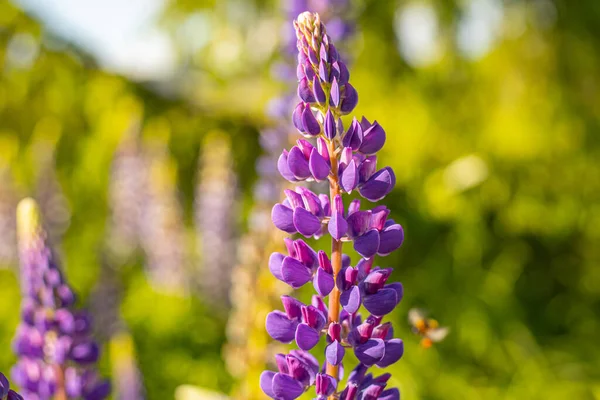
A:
261 12 404 400
12 198 110 400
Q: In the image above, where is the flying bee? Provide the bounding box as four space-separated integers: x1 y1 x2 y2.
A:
408 308 449 349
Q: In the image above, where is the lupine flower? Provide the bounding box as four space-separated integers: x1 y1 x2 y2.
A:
0 372 23 400
105 124 144 264
225 2 356 398
408 308 449 348
0 166 18 268
33 144 71 243
261 12 405 399
195 134 238 306
139 141 189 294
109 332 146 400
12 198 110 399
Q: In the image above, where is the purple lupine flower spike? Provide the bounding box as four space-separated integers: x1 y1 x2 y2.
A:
12 198 110 400
262 12 405 399
105 121 144 264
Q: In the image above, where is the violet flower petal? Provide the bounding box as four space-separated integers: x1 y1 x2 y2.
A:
363 287 398 316
272 373 304 400
354 338 386 366
376 339 404 368
271 204 296 234
266 311 297 343
295 323 320 351
340 285 361 314
325 340 345 366
293 207 322 237
281 256 313 288
353 229 380 259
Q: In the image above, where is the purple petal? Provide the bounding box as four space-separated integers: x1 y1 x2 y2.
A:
266 311 297 343
295 323 320 351
340 83 358 114
287 146 311 180
358 167 396 202
370 206 390 230
298 77 316 103
281 295 304 320
302 106 321 136
272 373 304 400
277 151 298 182
293 207 322 237
354 338 386 366
358 156 377 184
298 187 324 218
346 211 371 238
340 159 359 193
330 77 340 107
328 212 348 241
269 252 285 281
285 189 305 209
309 148 330 181
380 388 401 400
293 239 318 268
340 285 361 314
319 194 331 216
377 224 404 256
316 137 330 161
315 373 337 396
271 204 296 234
286 354 312 386
387 282 404 303
363 288 399 316
312 76 326 104
359 121 386 154
292 103 305 133
363 269 392 294
260 371 276 398
353 229 380 259
319 59 329 82
376 339 404 368
313 267 334 297
325 340 345 366
342 117 363 150
324 109 336 140
301 305 326 330
318 251 333 274
281 256 313 288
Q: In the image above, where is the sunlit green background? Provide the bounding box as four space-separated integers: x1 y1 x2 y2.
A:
1 0 599 399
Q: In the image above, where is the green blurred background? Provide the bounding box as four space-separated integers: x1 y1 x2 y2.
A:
1 0 599 399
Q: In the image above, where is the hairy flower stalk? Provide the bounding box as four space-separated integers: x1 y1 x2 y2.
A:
261 13 404 399
13 198 110 399
0 372 23 400
195 133 238 306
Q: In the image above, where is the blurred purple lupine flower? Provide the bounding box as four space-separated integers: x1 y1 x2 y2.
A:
0 166 18 268
195 134 238 306
261 13 404 399
105 124 145 264
12 198 110 399
139 141 190 294
0 372 23 400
